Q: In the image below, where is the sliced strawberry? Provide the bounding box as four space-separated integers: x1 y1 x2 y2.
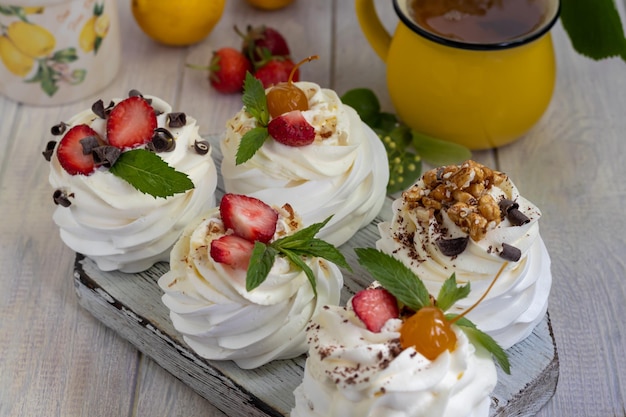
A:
351 288 400 333
106 96 157 149
268 110 315 147
210 235 255 270
208 47 253 94
219 193 278 243
254 58 298 88
56 124 100 175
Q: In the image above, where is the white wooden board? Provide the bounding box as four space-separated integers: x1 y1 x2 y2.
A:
72 135 558 417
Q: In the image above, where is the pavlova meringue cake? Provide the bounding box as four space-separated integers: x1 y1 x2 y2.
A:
376 160 552 348
220 72 388 247
158 193 346 369
291 248 505 417
44 91 217 273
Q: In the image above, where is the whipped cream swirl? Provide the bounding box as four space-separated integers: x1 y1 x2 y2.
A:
377 165 551 348
49 96 218 273
220 81 389 247
158 206 343 369
291 301 497 417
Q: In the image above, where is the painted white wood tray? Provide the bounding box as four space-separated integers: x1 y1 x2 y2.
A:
73 136 559 417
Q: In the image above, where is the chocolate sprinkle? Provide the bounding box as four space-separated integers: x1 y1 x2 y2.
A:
167 112 187 128
436 236 469 257
129 89 152 104
507 208 530 226
79 136 100 155
42 140 56 161
194 140 210 155
148 128 176 152
92 145 121 167
500 243 521 262
50 122 68 136
53 189 72 207
91 99 106 119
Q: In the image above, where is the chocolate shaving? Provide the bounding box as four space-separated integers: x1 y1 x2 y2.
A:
91 99 106 119
79 136 100 155
148 128 176 152
507 208 530 226
129 89 152 104
42 140 57 161
194 140 210 155
167 112 187 128
499 243 521 262
436 236 469 257
50 122 68 136
53 189 73 207
498 198 518 215
92 146 121 167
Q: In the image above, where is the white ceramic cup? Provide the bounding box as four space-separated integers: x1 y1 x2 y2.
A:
0 0 120 106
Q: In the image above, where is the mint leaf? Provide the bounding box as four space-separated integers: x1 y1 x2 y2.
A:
242 72 269 125
246 242 277 292
436 273 470 312
449 315 511 374
279 239 351 270
341 88 381 126
236 126 269 165
280 248 318 297
109 149 194 198
273 216 332 248
355 248 431 310
412 130 472 166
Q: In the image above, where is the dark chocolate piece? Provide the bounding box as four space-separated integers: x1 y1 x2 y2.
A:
42 140 56 161
167 112 187 128
50 122 68 136
79 136 100 155
92 146 121 167
129 89 152 104
498 198 519 214
148 128 176 152
53 189 72 207
508 208 530 226
436 236 469 257
499 243 521 262
91 99 106 119
194 140 210 155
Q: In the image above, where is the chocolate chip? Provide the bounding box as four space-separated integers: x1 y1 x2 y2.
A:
91 99 106 119
50 122 68 136
79 136 100 155
436 236 469 257
92 146 121 167
53 189 72 207
194 140 210 155
42 140 56 161
148 128 175 152
508 208 530 226
167 112 187 128
499 243 521 262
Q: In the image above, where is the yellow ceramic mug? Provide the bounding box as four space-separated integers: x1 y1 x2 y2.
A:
356 0 560 149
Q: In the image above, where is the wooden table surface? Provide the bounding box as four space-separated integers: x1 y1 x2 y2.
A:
2 1 625 416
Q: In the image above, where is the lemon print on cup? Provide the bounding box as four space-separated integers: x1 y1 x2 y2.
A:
0 34 34 76
6 20 55 57
79 3 110 54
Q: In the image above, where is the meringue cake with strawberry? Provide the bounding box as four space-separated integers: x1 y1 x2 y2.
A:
44 91 218 273
220 64 389 247
158 193 348 369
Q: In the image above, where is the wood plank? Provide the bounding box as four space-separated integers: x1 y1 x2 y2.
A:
72 134 558 417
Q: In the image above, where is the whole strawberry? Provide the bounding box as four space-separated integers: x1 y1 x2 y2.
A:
189 47 252 94
254 58 299 88
237 25 290 64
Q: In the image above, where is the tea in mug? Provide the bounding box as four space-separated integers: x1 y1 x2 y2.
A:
409 0 546 44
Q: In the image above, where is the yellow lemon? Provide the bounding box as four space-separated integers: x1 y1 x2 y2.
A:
131 0 225 46
7 21 55 58
0 35 34 77
245 0 294 10
94 14 111 38
79 16 97 52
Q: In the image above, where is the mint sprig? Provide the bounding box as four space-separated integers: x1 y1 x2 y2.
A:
237 72 270 165
109 149 194 198
355 247 510 374
246 216 351 295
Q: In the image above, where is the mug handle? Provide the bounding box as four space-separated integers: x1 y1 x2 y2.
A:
355 0 391 61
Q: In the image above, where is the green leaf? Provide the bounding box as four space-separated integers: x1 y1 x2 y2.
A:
94 36 103 54
386 149 422 194
449 315 511 374
280 248 318 297
560 0 626 61
242 72 269 125
436 273 470 312
412 130 471 166
52 47 78 63
39 64 58 97
340 88 381 127
246 242 277 292
279 239 351 271
355 248 431 310
70 69 87 85
109 149 194 198
273 216 332 248
236 126 269 165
